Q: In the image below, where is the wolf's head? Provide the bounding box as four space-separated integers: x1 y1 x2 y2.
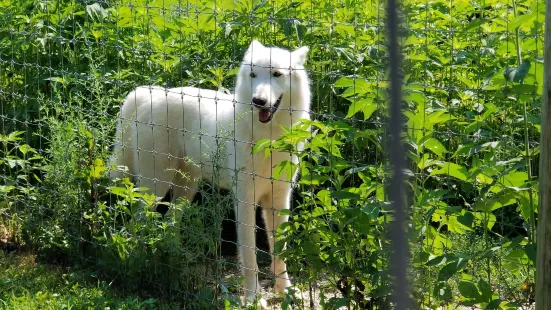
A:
236 40 310 124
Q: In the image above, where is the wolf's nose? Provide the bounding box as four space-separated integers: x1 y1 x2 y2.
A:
252 97 267 107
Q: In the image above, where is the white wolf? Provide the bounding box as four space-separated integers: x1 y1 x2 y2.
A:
109 40 311 307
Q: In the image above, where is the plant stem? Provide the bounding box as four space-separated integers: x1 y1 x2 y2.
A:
512 0 522 66
513 0 535 243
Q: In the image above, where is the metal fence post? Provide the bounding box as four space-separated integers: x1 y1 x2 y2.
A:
386 0 410 307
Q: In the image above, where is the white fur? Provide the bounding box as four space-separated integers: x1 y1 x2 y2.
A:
110 40 311 307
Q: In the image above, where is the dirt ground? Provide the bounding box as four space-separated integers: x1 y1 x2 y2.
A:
219 254 337 310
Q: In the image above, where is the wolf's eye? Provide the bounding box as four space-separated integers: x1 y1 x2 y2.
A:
273 71 282 77
249 72 256 78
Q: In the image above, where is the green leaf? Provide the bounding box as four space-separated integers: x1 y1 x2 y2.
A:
303 240 320 255
345 99 377 120
252 139 272 154
332 298 348 308
272 160 296 182
86 3 108 21
334 77 354 88
456 212 474 228
429 112 456 124
345 98 365 118
345 165 370 175
90 158 106 179
517 190 537 222
331 191 360 200
508 13 536 31
426 254 451 267
458 281 481 300
478 280 493 302
299 174 330 185
433 282 452 301
525 243 536 265
453 142 496 157
501 170 528 188
18 144 34 155
422 137 447 158
438 257 467 281
485 299 504 310
361 203 380 219
448 215 472 234
7 131 24 142
431 162 469 181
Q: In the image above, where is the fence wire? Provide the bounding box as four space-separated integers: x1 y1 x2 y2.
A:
0 0 543 309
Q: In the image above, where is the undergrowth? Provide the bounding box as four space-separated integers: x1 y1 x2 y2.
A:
0 0 543 309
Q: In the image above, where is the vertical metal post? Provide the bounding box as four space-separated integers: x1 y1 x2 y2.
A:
386 0 410 307
536 0 551 308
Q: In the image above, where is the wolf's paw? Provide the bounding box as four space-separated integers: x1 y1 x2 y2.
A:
243 294 269 309
274 277 292 294
280 285 302 301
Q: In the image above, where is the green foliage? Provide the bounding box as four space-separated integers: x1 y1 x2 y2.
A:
0 252 180 309
0 0 543 308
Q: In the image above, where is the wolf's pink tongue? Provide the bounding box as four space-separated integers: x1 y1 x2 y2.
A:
258 110 270 122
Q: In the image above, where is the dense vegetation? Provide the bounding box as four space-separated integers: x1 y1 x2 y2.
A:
0 0 543 309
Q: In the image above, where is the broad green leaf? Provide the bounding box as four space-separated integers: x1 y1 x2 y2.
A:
428 112 456 124
478 280 493 302
404 90 426 104
422 137 447 158
501 170 528 188
299 174 330 185
508 13 536 31
403 36 421 47
448 215 472 234
485 299 505 310
334 77 354 88
517 190 537 225
331 191 360 200
361 203 380 219
458 281 481 300
474 192 516 213
456 212 474 229
90 158 106 179
316 190 332 208
406 110 432 144
438 257 468 281
345 98 377 120
476 174 494 185
431 162 469 181
423 226 452 255
417 153 435 170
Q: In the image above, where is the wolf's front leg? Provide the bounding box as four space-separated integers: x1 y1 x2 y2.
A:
235 187 267 308
259 184 293 294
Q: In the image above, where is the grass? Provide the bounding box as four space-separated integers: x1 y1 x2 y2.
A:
0 0 543 307
0 251 180 310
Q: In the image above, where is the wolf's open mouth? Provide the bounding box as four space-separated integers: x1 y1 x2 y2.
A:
257 94 283 123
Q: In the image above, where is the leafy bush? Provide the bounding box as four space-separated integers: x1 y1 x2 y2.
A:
0 0 543 308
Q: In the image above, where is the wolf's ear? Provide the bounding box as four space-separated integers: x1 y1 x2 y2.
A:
292 46 309 66
247 40 264 53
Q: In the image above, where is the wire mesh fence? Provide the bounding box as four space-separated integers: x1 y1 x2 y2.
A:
0 0 543 309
